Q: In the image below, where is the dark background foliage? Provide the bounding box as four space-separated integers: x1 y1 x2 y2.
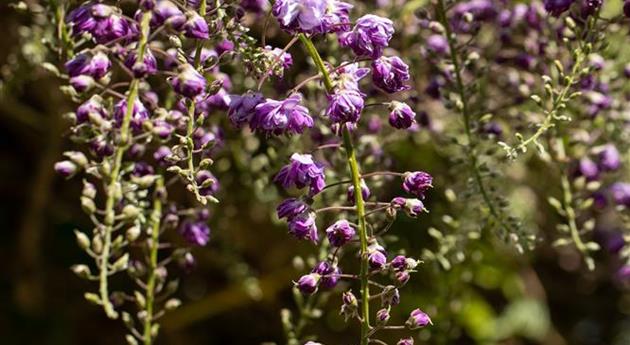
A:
0 1 629 344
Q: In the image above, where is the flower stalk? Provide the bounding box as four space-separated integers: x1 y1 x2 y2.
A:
299 34 371 345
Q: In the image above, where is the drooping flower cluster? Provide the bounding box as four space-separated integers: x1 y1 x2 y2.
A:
51 0 254 342
230 2 437 343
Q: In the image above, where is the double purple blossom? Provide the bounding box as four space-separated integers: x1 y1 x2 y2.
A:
252 94 314 136
275 153 326 196
339 15 394 58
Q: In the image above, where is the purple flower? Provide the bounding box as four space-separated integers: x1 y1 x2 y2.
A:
180 221 210 246
184 11 209 39
70 75 95 92
597 145 621 172
76 96 108 124
113 98 150 132
406 308 432 329
369 251 387 270
403 198 426 217
272 0 327 33
325 219 355 247
196 170 219 196
151 0 186 29
228 92 265 128
339 15 394 58
390 255 408 271
55 160 78 178
426 35 449 55
312 261 340 288
216 39 235 55
610 182 630 207
544 0 575 16
326 89 365 124
288 212 319 242
170 64 206 98
153 146 172 166
65 52 111 78
272 0 350 34
368 243 387 270
252 94 314 136
152 119 174 139
403 171 433 198
296 273 320 294
124 50 158 78
347 179 370 205
277 198 309 220
389 101 416 129
576 158 599 181
397 338 414 345
321 0 353 33
376 308 391 325
67 4 136 43
372 56 411 93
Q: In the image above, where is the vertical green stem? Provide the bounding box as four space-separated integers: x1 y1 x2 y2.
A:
435 0 510 235
298 34 370 345
143 178 164 345
187 0 207 187
99 11 152 320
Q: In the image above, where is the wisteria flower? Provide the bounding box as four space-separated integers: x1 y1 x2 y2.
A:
388 101 416 129
180 221 210 246
252 94 314 136
325 219 355 247
339 14 394 58
228 92 265 128
372 56 411 93
170 64 206 98
403 171 433 198
277 198 309 221
113 98 150 132
275 153 326 196
326 89 365 124
288 212 319 242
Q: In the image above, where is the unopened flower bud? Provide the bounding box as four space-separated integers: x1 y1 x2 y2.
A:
55 160 78 178
80 196 96 214
165 298 182 311
82 180 97 199
376 308 390 325
406 308 432 329
397 337 414 345
64 151 88 167
74 230 91 250
126 226 141 242
122 204 141 219
71 264 91 279
296 273 320 294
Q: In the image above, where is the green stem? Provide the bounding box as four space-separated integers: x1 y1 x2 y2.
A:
187 2 207 192
514 53 584 154
299 34 370 345
435 0 510 235
143 178 164 345
98 11 152 320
